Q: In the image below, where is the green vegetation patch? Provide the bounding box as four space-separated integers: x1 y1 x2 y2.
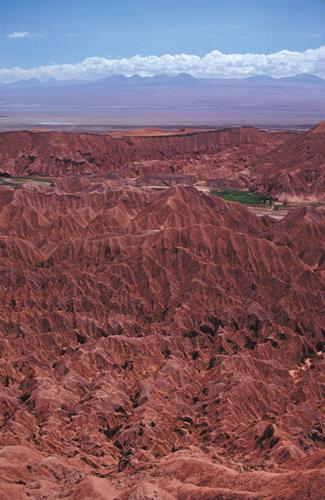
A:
211 189 271 205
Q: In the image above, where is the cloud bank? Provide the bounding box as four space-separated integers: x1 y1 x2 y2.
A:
1 46 325 83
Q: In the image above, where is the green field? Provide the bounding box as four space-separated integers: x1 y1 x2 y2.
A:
211 189 271 205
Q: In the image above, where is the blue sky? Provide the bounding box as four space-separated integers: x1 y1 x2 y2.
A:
1 0 325 81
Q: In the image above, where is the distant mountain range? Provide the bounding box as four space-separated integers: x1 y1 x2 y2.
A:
1 72 324 90
0 73 324 127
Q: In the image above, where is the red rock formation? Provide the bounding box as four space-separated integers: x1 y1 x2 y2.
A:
0 179 324 498
255 122 325 200
2 123 325 201
269 206 325 271
0 126 287 179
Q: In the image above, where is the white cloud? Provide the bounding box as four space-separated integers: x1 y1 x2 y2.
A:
7 31 32 39
0 46 325 83
7 31 42 39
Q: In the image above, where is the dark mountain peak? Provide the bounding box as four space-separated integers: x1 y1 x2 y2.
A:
174 72 196 81
289 73 325 82
245 74 275 82
279 73 325 84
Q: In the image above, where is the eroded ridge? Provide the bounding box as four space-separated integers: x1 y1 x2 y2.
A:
0 178 324 499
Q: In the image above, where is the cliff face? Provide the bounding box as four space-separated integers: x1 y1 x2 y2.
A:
0 180 324 498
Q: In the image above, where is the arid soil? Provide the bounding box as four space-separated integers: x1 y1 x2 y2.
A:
0 126 324 499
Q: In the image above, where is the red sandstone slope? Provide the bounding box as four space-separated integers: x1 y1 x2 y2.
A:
255 122 325 200
0 181 324 498
2 124 325 200
0 127 286 178
268 206 325 271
